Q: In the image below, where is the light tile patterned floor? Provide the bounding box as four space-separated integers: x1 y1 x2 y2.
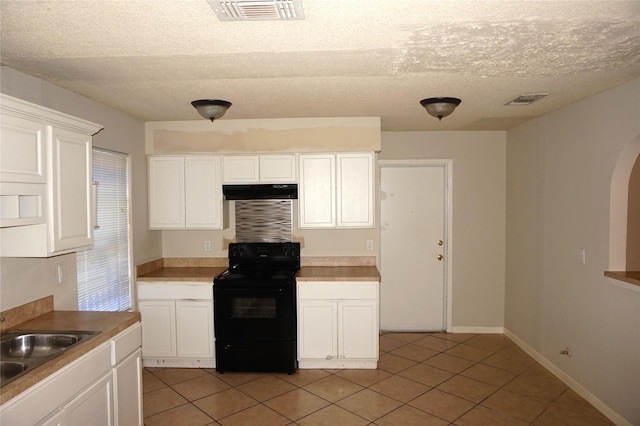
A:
143 332 614 425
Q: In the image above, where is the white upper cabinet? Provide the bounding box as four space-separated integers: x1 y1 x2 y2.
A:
148 155 223 230
49 127 94 252
299 154 336 228
223 154 296 183
0 93 102 257
336 153 374 227
299 152 374 228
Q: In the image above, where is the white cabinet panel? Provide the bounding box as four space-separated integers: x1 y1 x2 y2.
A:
148 155 223 230
114 348 143 426
259 155 297 182
49 127 93 252
299 153 374 228
223 154 296 183
0 114 46 183
176 300 214 358
297 281 379 369
337 153 374 227
185 156 223 229
223 155 260 182
65 373 113 426
298 154 335 227
339 301 378 359
148 156 185 229
298 300 337 359
139 300 177 358
138 283 215 368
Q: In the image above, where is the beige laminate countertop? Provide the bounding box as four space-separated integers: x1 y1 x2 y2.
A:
297 266 380 281
137 267 227 282
137 266 380 282
0 310 140 404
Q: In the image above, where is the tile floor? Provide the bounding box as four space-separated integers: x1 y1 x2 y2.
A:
142 332 614 425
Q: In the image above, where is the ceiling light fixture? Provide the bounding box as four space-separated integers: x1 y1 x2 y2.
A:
420 97 462 121
191 99 232 122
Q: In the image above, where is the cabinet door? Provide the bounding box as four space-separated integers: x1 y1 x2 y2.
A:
298 300 337 359
148 156 185 229
185 156 223 229
299 154 335 228
49 127 93 252
176 300 214 358
338 300 378 359
139 300 177 357
337 153 374 228
65 373 113 426
114 348 143 426
223 155 259 183
0 114 46 183
260 155 296 182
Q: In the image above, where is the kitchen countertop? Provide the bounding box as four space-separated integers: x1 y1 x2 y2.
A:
137 267 227 282
296 266 380 281
137 266 380 282
0 305 140 404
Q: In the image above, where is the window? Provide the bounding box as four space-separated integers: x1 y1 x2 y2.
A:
76 148 132 311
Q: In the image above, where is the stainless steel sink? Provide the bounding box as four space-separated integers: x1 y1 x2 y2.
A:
0 330 98 387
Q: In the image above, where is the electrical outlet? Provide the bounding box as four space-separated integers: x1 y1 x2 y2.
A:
366 240 374 251
204 240 212 251
578 249 586 264
57 266 66 284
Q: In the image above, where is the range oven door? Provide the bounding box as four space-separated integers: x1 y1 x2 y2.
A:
213 285 296 341
213 283 297 373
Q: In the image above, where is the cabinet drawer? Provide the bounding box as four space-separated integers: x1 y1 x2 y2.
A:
297 281 378 300
137 282 213 300
111 322 142 365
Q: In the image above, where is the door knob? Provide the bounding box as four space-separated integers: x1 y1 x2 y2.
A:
437 254 444 261
437 240 443 246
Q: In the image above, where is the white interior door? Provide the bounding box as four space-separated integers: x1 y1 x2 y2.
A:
380 162 448 331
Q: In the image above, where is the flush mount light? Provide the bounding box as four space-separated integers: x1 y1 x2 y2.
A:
420 97 462 121
191 99 232 122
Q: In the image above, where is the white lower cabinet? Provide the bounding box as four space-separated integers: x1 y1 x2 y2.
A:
138 282 214 368
297 281 379 369
0 322 142 426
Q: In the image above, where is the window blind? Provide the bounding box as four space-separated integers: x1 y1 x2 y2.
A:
77 148 132 311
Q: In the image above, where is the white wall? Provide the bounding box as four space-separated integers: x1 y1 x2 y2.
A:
505 78 640 424
0 66 161 311
379 131 507 329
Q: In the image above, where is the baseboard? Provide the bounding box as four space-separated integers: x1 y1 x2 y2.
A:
450 326 504 334
503 328 631 426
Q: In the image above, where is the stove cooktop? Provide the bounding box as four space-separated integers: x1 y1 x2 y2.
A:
213 268 298 287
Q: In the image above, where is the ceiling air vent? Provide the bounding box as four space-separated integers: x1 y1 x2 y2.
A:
209 0 305 21
506 93 548 106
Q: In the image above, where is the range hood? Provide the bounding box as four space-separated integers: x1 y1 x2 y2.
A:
223 184 298 200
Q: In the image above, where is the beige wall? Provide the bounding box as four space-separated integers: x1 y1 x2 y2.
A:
0 66 160 311
145 118 382 154
379 131 507 329
505 78 640 424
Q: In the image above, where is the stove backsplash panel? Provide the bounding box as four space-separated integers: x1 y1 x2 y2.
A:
235 200 293 242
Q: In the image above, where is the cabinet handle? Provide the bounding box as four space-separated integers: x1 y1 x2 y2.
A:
92 181 99 229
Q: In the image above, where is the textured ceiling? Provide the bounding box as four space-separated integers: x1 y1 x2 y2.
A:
1 0 639 131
